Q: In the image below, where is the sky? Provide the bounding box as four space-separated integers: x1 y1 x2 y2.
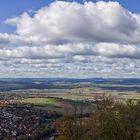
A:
0 0 140 78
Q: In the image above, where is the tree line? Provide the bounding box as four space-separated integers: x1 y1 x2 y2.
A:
56 99 140 140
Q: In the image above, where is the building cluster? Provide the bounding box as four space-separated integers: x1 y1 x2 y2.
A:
0 105 60 139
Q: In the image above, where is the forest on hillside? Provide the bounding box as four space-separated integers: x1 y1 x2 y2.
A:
56 99 140 140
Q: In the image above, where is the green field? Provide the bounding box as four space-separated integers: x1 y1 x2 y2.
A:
24 97 57 106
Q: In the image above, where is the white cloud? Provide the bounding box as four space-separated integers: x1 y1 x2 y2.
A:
94 43 140 59
0 1 139 77
0 43 93 59
3 1 140 45
0 42 140 60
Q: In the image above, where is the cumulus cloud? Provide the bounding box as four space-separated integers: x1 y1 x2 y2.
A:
0 43 140 60
0 43 93 59
2 1 140 45
0 0 139 77
0 57 139 78
94 43 140 59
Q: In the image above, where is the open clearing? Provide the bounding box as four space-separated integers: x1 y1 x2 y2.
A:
23 97 57 106
23 97 93 114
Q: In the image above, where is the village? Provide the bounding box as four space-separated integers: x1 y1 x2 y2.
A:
0 104 61 139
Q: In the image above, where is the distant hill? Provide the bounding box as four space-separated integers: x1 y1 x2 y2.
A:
0 78 140 92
